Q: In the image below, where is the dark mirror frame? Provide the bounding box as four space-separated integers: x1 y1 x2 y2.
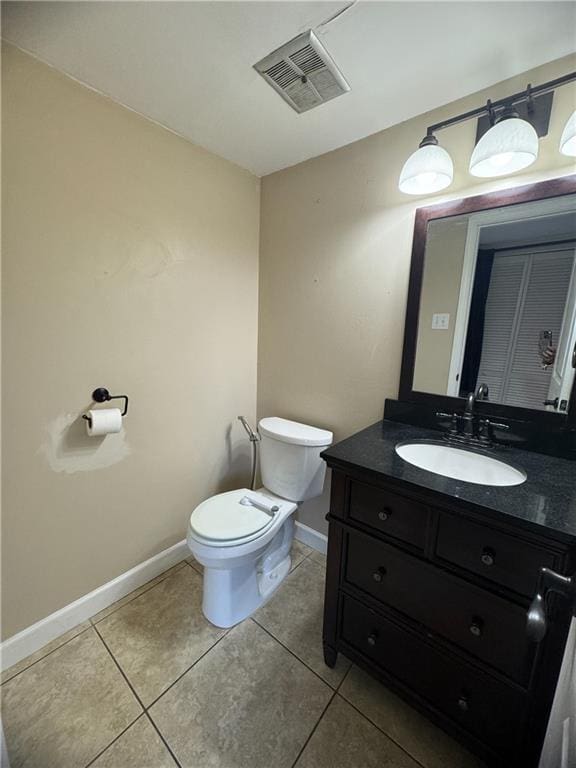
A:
398 175 576 429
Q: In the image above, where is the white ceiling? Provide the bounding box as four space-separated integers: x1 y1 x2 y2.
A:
3 1 576 176
480 211 576 248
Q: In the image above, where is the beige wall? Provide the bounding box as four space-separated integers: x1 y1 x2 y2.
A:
258 54 576 535
413 215 470 395
2 45 260 639
3 44 576 635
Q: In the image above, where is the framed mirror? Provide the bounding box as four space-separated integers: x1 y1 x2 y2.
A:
399 176 576 426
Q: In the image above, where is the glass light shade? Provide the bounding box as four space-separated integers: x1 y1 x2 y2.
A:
398 144 453 195
560 110 576 157
469 117 538 178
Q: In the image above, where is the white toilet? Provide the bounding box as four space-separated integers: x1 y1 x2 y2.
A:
187 417 333 628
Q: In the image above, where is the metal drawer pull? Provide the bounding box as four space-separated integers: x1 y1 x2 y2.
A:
480 547 495 567
367 632 378 647
457 695 469 712
372 567 387 583
378 508 392 522
527 567 575 642
469 617 484 637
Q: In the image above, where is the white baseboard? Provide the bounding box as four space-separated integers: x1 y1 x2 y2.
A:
294 520 327 555
1 539 188 672
2 524 327 673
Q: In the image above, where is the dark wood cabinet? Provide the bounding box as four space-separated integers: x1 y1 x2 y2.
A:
434 512 560 598
348 481 429 550
322 467 575 767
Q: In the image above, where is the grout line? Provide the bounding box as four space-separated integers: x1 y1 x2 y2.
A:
335 660 352 692
302 556 327 577
143 551 321 708
295 544 314 560
144 629 231 710
290 689 338 768
250 618 342 691
288 549 318 577
185 560 203 575
1 623 93 686
335 690 429 768
90 561 188 626
83 712 146 768
92 623 146 710
87 611 231 768
289 557 309 576
144 711 183 768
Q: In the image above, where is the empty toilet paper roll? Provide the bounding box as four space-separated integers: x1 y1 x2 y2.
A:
84 408 123 436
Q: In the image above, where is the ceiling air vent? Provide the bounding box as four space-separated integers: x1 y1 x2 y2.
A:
254 30 350 114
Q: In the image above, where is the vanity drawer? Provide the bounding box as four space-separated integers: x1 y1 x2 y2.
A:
341 595 526 755
435 513 558 597
345 533 534 684
348 480 428 549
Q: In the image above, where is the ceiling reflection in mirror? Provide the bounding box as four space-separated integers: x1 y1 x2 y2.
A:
413 193 576 413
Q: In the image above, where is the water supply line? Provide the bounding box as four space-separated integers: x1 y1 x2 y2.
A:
238 416 260 491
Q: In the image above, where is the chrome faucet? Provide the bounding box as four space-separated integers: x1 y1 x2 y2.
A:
464 391 476 416
462 392 477 435
436 379 508 448
464 383 489 418
475 383 489 401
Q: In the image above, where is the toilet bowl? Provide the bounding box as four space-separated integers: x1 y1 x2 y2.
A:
187 417 332 628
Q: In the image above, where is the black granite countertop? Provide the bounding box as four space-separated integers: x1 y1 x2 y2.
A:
321 420 576 545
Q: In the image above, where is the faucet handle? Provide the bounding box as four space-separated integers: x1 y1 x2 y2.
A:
478 418 510 448
484 420 510 431
477 419 491 444
436 411 459 436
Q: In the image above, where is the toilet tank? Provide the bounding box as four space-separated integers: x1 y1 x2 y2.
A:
258 417 333 502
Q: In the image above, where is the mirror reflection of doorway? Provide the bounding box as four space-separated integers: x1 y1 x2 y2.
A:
413 192 576 411
460 243 576 410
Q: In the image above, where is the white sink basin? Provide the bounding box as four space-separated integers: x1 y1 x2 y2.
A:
395 441 526 487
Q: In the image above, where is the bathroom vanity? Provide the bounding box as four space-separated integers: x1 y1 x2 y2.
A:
322 177 576 767
321 421 576 767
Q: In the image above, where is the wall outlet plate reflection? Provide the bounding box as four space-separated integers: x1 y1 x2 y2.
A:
432 313 450 330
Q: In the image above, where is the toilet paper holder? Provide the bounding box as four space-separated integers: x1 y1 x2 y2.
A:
82 388 129 423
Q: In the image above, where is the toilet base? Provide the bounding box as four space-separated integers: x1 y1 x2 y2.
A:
258 555 291 602
199 518 294 628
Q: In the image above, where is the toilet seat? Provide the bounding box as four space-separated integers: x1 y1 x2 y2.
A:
189 489 291 547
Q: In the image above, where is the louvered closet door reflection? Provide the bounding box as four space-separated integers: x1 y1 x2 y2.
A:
476 255 525 403
507 250 574 408
476 248 575 408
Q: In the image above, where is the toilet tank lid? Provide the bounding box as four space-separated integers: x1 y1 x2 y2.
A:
259 417 333 447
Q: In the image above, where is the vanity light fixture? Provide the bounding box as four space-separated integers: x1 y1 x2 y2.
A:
560 109 576 156
398 72 576 194
398 134 454 195
469 105 539 178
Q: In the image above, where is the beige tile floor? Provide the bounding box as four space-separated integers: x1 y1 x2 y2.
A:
1 541 486 768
